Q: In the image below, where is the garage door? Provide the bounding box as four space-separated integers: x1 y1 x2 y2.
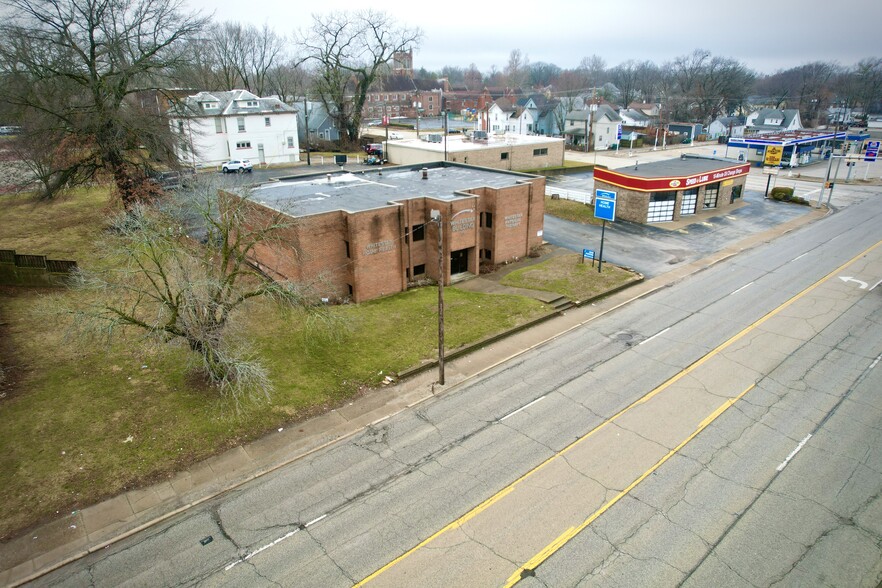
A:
680 189 697 216
647 192 676 223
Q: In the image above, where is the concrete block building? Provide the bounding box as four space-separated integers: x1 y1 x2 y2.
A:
385 135 564 171
593 157 750 224
244 163 545 303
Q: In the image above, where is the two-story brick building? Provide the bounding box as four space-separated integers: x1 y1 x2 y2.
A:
244 163 545 303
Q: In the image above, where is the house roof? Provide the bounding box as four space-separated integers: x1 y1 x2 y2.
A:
751 109 799 127
593 104 621 123
565 110 590 122
374 76 445 93
619 109 649 121
172 90 295 118
714 116 746 126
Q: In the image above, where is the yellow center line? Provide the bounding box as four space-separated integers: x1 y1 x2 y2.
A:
503 387 753 587
354 239 882 587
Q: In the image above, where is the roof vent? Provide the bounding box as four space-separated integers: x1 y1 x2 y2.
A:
327 173 332 182
422 167 428 180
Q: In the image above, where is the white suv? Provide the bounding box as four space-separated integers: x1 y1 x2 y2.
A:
222 159 253 173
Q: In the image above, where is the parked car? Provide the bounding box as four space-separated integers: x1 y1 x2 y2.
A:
388 132 404 140
363 143 383 155
221 159 253 173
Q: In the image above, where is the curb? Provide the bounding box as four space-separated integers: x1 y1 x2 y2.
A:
1 205 826 586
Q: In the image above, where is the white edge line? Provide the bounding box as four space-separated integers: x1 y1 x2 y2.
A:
793 252 809 262
224 514 328 571
869 354 882 370
730 282 754 296
500 396 547 422
639 327 670 346
776 434 812 472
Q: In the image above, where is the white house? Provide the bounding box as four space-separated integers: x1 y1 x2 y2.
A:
171 90 300 167
707 116 746 139
563 110 591 148
745 109 802 135
487 98 519 134
618 108 650 128
591 104 622 150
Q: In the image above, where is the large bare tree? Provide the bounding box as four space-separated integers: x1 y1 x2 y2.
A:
0 0 209 206
67 179 322 404
300 10 422 144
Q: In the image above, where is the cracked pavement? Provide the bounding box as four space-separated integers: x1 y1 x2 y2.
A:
27 188 882 586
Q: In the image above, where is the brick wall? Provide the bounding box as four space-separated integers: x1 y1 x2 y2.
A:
245 175 546 303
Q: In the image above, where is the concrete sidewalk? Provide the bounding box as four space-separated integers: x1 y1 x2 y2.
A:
0 207 827 587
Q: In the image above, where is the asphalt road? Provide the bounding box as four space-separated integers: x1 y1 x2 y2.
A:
543 171 851 278
35 170 882 585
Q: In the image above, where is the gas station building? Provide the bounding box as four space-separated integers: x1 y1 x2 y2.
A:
593 157 750 224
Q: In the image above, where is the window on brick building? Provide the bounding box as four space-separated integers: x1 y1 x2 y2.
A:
344 240 350 258
413 264 425 275
500 152 509 160
480 212 493 228
533 148 548 156
411 223 425 241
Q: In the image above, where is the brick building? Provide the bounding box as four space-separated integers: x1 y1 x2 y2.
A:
363 76 447 120
593 156 750 224
245 163 545 303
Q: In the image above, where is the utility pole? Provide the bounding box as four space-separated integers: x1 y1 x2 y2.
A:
303 95 311 166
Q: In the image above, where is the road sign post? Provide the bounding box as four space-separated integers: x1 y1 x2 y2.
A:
593 190 616 273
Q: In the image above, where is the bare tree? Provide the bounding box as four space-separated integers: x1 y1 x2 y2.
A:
464 63 483 89
578 54 607 90
0 0 209 206
854 57 882 117
504 49 530 89
300 10 422 144
610 60 641 107
551 69 589 135
66 179 322 404
795 61 837 126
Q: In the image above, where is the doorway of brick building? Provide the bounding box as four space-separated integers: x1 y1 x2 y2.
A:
450 248 469 275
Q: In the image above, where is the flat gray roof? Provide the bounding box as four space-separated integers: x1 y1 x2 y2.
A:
615 157 744 178
389 134 563 154
250 163 536 217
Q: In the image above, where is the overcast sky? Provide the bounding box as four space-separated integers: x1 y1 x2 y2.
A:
188 0 881 75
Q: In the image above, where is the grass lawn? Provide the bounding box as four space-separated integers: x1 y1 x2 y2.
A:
544 195 606 226
501 253 640 302
0 187 548 538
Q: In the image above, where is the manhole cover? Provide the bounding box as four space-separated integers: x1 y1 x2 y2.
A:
614 332 634 341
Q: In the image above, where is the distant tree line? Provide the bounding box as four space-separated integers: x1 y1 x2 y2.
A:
1 0 880 204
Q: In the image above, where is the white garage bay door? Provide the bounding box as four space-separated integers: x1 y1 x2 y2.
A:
647 192 676 223
681 188 698 216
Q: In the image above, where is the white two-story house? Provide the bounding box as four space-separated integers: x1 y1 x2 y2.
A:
487 98 520 134
171 90 300 167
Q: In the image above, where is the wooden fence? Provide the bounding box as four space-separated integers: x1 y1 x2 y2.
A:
0 249 78 287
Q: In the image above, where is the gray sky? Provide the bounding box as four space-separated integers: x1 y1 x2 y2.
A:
189 0 882 75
